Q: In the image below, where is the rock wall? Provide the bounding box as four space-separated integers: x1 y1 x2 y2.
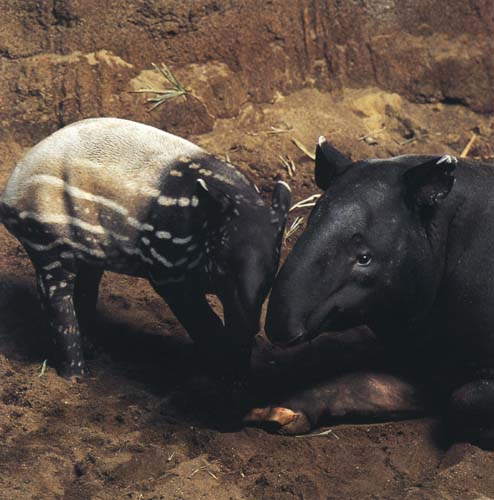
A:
0 0 492 143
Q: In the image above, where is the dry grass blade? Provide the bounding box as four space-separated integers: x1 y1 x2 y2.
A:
38 359 48 378
291 138 316 160
295 428 340 439
279 155 296 177
461 133 477 158
289 194 321 212
285 216 304 240
131 62 190 111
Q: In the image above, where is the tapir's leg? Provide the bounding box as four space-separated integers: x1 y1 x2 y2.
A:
36 266 86 378
447 378 494 450
152 282 225 365
244 371 425 435
73 266 104 353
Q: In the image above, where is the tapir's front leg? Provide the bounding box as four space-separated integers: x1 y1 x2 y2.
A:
153 282 230 375
244 371 425 435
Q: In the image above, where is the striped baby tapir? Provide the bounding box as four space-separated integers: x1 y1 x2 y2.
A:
0 118 291 379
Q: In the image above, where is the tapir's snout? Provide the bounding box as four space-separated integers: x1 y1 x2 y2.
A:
265 292 308 347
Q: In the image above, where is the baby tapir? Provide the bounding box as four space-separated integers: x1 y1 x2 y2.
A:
0 118 291 380
246 137 494 449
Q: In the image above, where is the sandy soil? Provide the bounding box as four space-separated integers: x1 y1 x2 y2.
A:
0 87 493 500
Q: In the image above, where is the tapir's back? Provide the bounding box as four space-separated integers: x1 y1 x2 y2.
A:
1 117 205 220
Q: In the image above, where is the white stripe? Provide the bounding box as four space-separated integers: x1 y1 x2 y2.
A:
127 217 154 231
122 247 153 265
20 236 106 258
42 261 62 271
19 211 106 235
172 235 193 245
30 174 129 216
187 253 203 269
150 248 174 268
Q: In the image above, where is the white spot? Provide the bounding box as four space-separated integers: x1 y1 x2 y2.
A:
178 197 191 207
172 235 193 245
198 169 212 177
174 257 188 266
186 243 198 252
170 170 183 177
139 186 161 197
191 196 199 207
157 196 177 207
45 274 53 280
60 251 74 259
60 281 67 288
197 179 208 191
141 237 150 246
48 285 57 297
77 361 82 367
188 162 201 170
150 248 174 268
178 156 192 163
254 184 261 193
156 231 172 240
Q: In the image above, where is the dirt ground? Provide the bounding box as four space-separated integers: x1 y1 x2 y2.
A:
1 1 494 499
1 87 494 500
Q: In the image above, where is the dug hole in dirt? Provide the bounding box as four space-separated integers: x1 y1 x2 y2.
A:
0 1 493 499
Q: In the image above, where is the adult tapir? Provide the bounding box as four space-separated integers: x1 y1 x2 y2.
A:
0 118 291 380
246 137 494 449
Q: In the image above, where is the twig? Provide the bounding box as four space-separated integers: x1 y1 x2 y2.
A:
461 133 477 158
358 126 387 141
267 125 293 135
279 155 296 177
291 138 316 160
289 194 321 212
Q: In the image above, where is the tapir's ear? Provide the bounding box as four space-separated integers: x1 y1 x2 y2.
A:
196 178 233 216
270 181 291 232
314 136 352 190
403 155 457 209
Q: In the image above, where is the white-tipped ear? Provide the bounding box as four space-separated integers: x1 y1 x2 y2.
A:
276 180 292 193
314 137 352 190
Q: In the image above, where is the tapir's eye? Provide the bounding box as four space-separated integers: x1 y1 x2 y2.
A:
356 253 372 266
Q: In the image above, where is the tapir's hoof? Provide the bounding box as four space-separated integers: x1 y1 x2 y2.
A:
243 406 312 435
59 364 87 381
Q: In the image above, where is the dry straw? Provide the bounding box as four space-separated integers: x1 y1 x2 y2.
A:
131 62 190 111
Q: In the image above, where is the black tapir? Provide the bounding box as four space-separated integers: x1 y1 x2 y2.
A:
0 118 291 380
246 137 494 449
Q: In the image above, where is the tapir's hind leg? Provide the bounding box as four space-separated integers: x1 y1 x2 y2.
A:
244 371 425 435
73 266 104 354
448 378 494 450
36 265 86 379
